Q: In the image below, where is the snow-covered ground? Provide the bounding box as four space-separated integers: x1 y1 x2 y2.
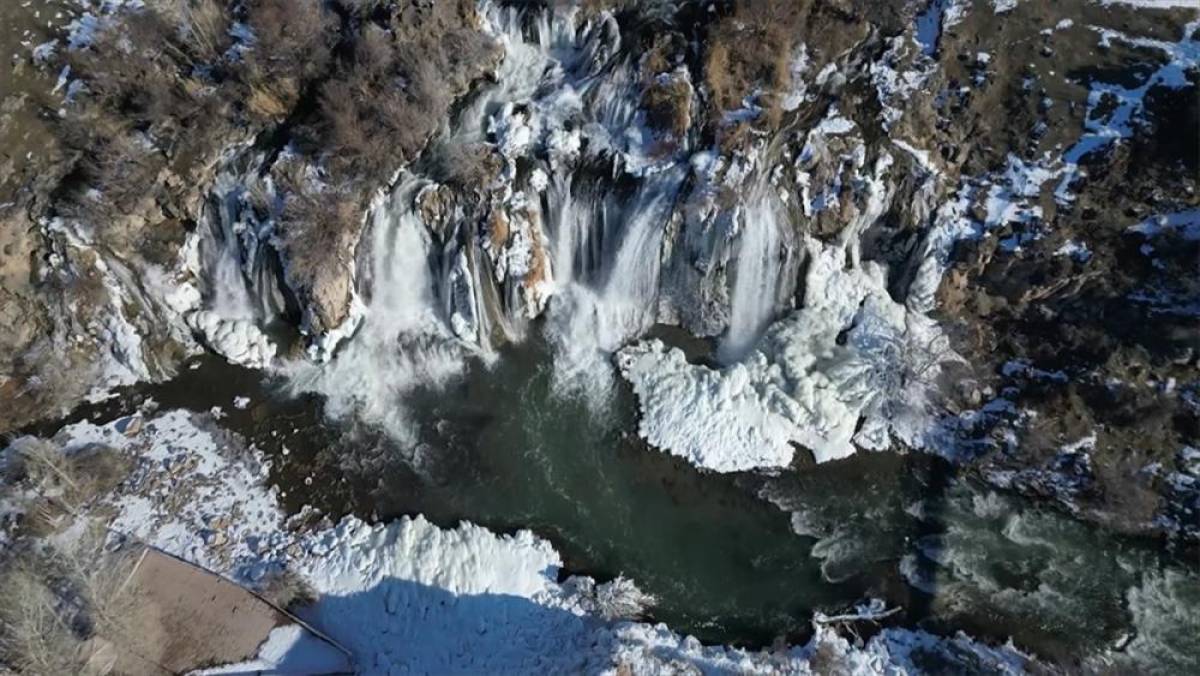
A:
9 411 1035 674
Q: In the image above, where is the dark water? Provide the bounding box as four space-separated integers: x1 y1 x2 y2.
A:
31 341 1200 661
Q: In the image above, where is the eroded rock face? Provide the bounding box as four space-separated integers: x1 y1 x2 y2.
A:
2 0 1197 542
0 0 506 424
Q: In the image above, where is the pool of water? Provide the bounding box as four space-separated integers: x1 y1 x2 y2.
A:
38 340 1200 662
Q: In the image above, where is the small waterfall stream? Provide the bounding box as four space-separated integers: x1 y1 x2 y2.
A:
720 187 787 362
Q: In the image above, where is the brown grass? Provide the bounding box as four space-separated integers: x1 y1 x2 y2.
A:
0 528 141 676
703 0 803 131
641 74 693 140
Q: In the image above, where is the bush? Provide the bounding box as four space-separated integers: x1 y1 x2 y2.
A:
641 72 693 141
0 529 141 675
703 0 803 131
5 437 131 524
242 0 339 122
431 143 503 191
275 171 362 294
316 26 452 183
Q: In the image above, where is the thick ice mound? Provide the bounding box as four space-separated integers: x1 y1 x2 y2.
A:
188 310 277 368
620 241 951 471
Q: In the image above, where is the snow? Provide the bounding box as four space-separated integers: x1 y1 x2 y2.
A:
1057 21 1199 200
194 625 351 675
870 37 935 130
1128 208 1200 240
618 341 801 471
1055 239 1093 261
915 0 948 55
54 411 286 580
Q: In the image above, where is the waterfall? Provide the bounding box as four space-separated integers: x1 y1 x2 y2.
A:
546 168 684 394
187 169 286 368
720 189 787 363
198 171 284 323
284 178 468 439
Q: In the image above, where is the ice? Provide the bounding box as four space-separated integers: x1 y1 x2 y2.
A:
188 310 276 368
621 238 954 471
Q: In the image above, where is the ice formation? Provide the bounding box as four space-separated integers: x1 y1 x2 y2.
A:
621 237 952 471
187 311 276 368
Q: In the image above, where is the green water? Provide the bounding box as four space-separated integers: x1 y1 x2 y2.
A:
39 342 1200 661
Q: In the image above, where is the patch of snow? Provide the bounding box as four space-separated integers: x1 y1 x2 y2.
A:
1057 21 1199 201
194 624 351 675
1055 239 1093 261
1128 208 1200 240
55 410 284 580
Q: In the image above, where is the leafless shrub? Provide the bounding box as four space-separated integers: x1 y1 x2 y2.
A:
275 172 361 289
592 576 656 621
6 437 130 519
807 634 853 675
8 438 82 500
432 143 503 191
704 0 802 130
316 25 455 183
242 0 338 121
158 0 233 66
335 0 389 17
641 73 692 140
0 528 141 676
0 560 86 675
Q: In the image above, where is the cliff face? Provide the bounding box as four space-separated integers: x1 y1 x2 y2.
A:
0 0 502 429
2 0 1197 540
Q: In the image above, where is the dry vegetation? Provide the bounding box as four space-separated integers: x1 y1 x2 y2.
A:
431 143 504 192
3 437 131 537
46 0 497 269
258 567 318 613
703 0 806 133
0 435 140 674
0 527 141 675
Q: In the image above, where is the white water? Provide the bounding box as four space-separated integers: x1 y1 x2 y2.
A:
284 179 467 440
546 168 684 394
720 188 786 363
199 172 283 322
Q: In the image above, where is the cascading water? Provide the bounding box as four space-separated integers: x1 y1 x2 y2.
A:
238 4 758 424
720 187 787 363
198 172 285 323
284 178 468 440
545 168 685 393
187 169 287 368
